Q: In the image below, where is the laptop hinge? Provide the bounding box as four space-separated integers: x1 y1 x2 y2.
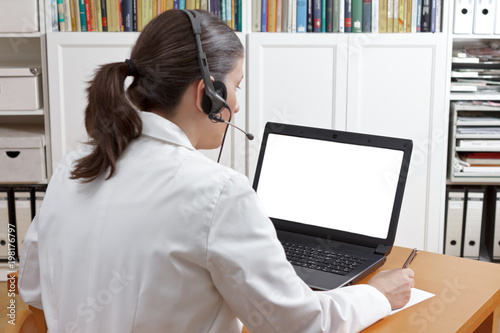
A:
375 244 390 255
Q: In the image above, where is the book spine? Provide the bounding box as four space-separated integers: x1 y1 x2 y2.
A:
297 0 307 32
430 0 435 32
142 0 152 28
173 0 179 8
89 0 96 31
332 0 339 32
421 0 430 32
267 0 276 31
238 0 242 30
362 0 371 31
387 0 393 32
74 0 82 30
326 0 333 32
101 0 108 31
435 0 441 32
57 0 65 31
261 0 268 31
291 0 297 32
227 0 233 28
307 0 313 31
64 0 72 31
410 0 416 31
405 0 411 32
234 0 240 30
69 0 77 30
371 0 380 33
313 0 321 31
398 0 404 32
85 0 92 31
282 0 289 31
79 0 87 31
415 0 421 31
344 0 352 32
179 0 185 9
352 0 362 32
252 0 261 31
378 0 386 32
51 0 59 31
96 0 103 31
392 0 398 32
275 0 281 31
319 0 324 31
122 0 133 31
339 0 344 31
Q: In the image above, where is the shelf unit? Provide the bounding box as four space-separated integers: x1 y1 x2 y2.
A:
0 24 51 183
449 102 500 183
444 1 500 263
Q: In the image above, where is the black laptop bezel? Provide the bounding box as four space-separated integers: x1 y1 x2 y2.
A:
252 122 413 255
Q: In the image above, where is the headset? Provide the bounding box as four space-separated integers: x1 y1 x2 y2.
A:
182 10 229 120
182 10 254 140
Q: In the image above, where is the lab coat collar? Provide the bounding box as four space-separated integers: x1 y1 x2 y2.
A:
139 111 196 151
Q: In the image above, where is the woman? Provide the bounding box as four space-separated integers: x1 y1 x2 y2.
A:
19 9 414 333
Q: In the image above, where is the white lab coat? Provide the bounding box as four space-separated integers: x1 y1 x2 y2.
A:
19 111 391 333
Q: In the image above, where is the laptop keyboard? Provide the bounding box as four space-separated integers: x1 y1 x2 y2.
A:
281 242 368 276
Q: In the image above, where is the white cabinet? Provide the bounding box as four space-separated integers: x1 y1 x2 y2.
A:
46 32 139 172
247 33 349 175
247 33 448 251
46 32 247 174
346 33 448 252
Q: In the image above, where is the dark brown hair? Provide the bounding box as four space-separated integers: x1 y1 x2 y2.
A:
70 10 244 182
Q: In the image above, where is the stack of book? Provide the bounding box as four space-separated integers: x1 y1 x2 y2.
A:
53 0 242 32
252 0 442 32
451 46 500 93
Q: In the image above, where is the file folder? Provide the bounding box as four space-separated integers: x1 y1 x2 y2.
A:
35 189 45 213
454 0 474 33
486 187 500 261
463 187 484 259
14 190 33 257
473 0 495 34
0 189 8 260
444 186 465 257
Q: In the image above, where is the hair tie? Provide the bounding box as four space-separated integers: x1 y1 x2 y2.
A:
125 59 138 77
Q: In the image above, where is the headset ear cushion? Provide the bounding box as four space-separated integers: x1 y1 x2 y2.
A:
202 80 227 115
213 80 227 100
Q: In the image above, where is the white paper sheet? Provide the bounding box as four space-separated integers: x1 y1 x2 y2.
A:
390 288 435 315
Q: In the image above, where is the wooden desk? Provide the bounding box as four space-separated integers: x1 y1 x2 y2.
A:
359 246 500 333
1 247 499 332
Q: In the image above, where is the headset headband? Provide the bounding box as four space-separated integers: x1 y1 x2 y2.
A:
183 10 228 115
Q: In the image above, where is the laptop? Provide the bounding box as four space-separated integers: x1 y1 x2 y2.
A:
252 122 413 290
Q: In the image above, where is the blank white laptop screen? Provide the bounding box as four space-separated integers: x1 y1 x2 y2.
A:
256 134 405 239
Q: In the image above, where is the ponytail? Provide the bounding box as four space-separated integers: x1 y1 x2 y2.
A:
70 62 142 183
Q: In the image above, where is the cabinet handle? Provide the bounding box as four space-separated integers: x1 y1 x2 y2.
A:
6 151 20 158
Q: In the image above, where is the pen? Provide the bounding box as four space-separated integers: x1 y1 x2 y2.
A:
402 248 418 268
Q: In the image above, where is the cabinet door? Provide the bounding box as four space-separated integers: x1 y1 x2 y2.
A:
46 32 245 174
247 33 349 179
346 34 448 252
47 33 139 171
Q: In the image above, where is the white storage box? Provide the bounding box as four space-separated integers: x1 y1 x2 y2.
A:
0 0 39 32
0 125 47 183
0 67 42 111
